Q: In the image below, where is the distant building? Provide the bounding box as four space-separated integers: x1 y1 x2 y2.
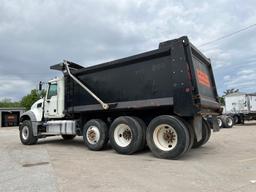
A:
0 108 25 127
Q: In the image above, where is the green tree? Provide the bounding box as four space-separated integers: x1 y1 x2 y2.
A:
218 96 225 106
0 98 21 108
223 88 239 96
20 89 46 110
219 88 239 106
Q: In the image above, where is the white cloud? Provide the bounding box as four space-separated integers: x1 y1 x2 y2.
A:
237 69 254 75
224 75 231 80
223 68 256 92
0 75 34 100
0 0 256 99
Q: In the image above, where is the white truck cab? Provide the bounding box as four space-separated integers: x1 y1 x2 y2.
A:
19 76 77 145
30 98 44 121
44 77 65 119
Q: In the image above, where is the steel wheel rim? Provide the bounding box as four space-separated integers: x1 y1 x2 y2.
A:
86 126 100 145
217 119 222 127
22 126 29 140
153 124 178 151
227 118 233 126
114 124 132 147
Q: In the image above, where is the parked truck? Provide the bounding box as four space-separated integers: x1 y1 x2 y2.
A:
224 92 256 124
216 114 234 128
19 36 221 159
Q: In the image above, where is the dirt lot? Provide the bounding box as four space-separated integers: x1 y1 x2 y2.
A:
0 122 256 192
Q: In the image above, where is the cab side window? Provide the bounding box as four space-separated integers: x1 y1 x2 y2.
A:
47 84 57 99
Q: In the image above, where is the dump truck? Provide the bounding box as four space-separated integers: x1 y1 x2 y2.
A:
224 92 256 124
19 36 221 159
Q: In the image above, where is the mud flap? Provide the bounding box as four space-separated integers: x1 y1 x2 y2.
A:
193 115 202 142
211 115 220 132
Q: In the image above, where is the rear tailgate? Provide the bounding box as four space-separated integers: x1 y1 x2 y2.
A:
187 43 221 113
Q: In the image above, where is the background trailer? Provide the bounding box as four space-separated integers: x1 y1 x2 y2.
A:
224 92 256 123
0 108 25 127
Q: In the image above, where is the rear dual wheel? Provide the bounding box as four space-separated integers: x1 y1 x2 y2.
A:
146 115 190 159
83 119 109 151
223 116 234 128
83 115 202 159
110 115 193 159
83 117 146 153
217 115 234 128
109 116 145 155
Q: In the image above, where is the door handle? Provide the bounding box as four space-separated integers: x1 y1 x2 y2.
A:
46 100 50 103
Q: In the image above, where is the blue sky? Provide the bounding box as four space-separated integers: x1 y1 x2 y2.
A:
0 0 256 100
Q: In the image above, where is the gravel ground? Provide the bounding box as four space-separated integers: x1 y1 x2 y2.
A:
0 122 256 192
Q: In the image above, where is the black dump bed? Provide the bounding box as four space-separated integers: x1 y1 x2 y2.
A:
52 36 221 117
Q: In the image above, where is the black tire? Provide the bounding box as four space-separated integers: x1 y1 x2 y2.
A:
19 120 38 145
222 116 234 128
192 119 211 148
239 115 245 124
61 135 76 140
146 115 190 159
178 118 195 152
83 119 108 151
233 115 239 124
132 116 147 150
202 120 211 145
109 116 144 155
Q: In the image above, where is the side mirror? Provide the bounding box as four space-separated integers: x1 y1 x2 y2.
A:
39 81 43 91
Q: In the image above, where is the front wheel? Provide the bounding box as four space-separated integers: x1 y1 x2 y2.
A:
19 120 38 145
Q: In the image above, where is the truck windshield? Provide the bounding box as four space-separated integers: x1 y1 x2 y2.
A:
47 83 57 99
